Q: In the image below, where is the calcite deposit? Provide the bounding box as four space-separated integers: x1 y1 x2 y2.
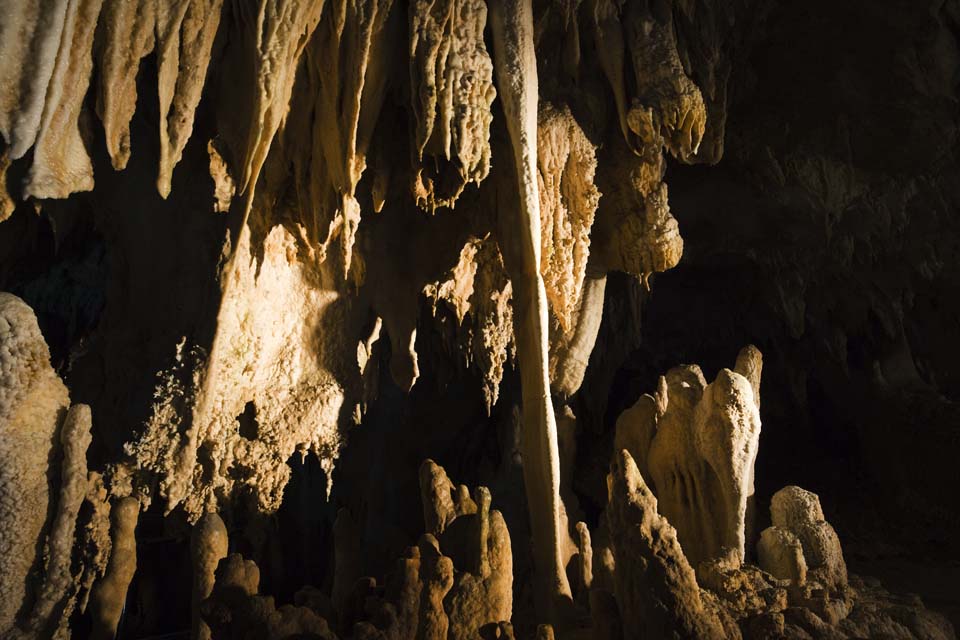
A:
0 0 957 637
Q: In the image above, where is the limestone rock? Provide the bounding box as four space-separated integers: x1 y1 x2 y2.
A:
23 0 102 200
155 0 224 198
18 404 93 638
352 461 512 640
590 0 706 161
423 236 515 410
697 552 789 622
0 148 13 221
229 0 324 201
131 225 355 521
0 0 69 159
592 134 683 280
489 0 573 613
201 553 337 640
536 102 600 333
295 0 398 275
95 0 156 171
442 487 513 640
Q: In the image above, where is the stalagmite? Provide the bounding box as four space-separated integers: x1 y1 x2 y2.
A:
734 344 763 410
488 0 572 616
201 553 337 639
89 496 139 640
440 485 513 640
757 526 807 585
23 0 103 200
605 449 734 640
616 347 762 568
1 1 957 637
192 512 229 640
0 293 70 634
409 0 495 211
19 404 93 637
418 534 455 640
770 486 848 590
332 508 362 611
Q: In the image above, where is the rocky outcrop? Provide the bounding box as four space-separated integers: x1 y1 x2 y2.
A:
201 553 337 640
768 486 847 592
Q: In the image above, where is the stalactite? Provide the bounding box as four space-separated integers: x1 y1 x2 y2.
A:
489 0 573 618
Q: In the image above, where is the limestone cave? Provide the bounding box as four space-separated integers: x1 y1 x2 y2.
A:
1 0 958 638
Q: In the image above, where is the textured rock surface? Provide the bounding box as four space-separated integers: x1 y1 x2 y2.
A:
771 486 848 590
18 403 93 638
757 526 807 585
0 293 70 634
409 0 495 211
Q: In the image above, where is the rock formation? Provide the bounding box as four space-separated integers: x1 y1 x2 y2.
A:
0 0 957 637
193 512 230 640
615 345 762 567
604 449 734 639
88 496 139 640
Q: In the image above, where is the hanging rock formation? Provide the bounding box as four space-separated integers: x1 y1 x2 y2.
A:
408 0 495 211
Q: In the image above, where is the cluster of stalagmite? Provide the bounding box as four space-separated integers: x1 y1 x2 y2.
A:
1 295 955 638
614 344 763 568
195 460 514 640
